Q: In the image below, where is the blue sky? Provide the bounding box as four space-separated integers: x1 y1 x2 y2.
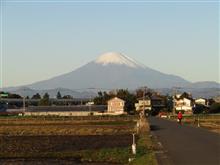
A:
0 0 219 87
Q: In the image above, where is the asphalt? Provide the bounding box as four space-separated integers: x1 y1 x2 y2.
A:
149 117 220 165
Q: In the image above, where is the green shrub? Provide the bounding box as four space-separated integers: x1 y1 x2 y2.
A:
209 103 220 113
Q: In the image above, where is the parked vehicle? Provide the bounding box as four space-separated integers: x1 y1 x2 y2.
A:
159 112 168 118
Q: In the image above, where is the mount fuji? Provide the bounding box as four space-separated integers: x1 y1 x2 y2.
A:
24 52 193 90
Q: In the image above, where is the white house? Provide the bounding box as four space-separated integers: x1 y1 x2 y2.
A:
135 97 151 112
107 97 125 114
173 93 193 114
195 98 208 106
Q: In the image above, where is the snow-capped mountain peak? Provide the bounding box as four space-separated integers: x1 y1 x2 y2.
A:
94 52 144 68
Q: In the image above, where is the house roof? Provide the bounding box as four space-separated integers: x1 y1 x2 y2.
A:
174 92 193 101
107 97 125 103
151 95 166 100
195 98 207 101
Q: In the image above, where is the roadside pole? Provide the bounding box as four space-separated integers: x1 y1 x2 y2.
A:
142 86 147 118
132 133 136 155
172 88 176 116
173 97 175 116
89 95 91 113
23 96 25 112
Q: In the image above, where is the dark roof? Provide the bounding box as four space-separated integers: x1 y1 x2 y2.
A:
175 92 193 101
150 95 166 100
137 96 151 100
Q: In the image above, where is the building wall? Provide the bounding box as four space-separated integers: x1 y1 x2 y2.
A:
174 98 192 112
135 100 151 111
107 97 125 114
195 99 207 106
183 98 191 106
138 100 151 106
176 106 192 111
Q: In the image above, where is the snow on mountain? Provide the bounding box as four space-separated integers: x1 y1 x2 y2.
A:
95 52 145 68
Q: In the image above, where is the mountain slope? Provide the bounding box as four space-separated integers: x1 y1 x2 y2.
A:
26 52 191 90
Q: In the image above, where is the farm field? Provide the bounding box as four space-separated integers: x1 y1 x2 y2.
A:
0 115 155 164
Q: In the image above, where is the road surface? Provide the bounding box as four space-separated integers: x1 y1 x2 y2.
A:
149 117 220 165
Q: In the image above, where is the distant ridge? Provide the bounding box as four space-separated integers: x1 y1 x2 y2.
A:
4 87 96 98
186 81 220 89
3 86 219 99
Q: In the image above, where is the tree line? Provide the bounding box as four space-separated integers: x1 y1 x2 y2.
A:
1 90 220 114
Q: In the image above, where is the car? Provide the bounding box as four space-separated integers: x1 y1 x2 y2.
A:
159 112 168 118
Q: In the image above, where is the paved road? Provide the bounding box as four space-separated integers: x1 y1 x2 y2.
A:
149 117 220 165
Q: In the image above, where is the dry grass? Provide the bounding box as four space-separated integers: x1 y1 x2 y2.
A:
180 115 220 134
0 125 134 136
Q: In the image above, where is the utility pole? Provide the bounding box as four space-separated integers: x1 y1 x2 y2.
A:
89 95 92 113
87 88 95 115
23 96 25 112
172 87 179 115
172 88 176 116
141 86 147 118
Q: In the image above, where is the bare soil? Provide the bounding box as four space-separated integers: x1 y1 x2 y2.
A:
0 116 137 164
0 135 132 154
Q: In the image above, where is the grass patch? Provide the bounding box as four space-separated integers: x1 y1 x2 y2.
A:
129 118 158 165
81 148 131 163
130 135 157 165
